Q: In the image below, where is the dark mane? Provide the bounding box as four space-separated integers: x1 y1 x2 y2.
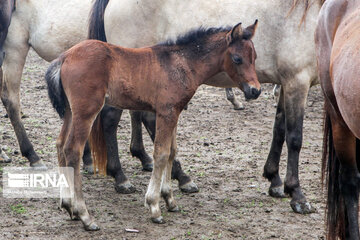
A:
288 0 326 25
158 26 231 46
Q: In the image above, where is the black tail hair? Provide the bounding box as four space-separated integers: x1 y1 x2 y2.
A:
45 57 66 118
322 111 345 240
88 0 109 42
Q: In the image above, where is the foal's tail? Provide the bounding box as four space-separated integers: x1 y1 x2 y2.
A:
89 115 107 175
88 0 109 42
45 56 66 118
322 111 345 240
46 56 108 175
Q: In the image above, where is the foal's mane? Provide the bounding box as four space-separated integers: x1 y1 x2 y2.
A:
158 26 231 47
288 0 325 25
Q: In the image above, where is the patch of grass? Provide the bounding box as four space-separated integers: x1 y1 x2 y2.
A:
11 204 27 214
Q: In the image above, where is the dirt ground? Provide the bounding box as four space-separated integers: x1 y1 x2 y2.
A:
0 50 326 240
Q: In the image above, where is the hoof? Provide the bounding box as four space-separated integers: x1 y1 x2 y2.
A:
151 216 165 224
142 162 153 172
115 181 136 194
168 205 179 212
269 186 287 198
30 160 48 171
0 152 11 163
290 200 315 214
179 181 199 193
232 100 245 110
84 222 100 231
83 164 94 175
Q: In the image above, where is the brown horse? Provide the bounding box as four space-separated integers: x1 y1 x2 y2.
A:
45 21 260 230
316 0 360 239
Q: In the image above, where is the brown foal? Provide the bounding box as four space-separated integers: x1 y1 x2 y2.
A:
46 20 260 230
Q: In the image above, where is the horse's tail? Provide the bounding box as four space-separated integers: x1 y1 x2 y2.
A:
322 110 346 240
89 115 107 175
88 0 109 42
45 56 66 118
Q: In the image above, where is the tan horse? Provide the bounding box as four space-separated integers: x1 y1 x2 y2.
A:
46 22 260 230
316 0 360 239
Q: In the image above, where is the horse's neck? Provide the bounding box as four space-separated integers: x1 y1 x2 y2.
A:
154 36 227 87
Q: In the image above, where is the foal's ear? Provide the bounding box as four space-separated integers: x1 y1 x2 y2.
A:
243 19 258 40
226 22 243 45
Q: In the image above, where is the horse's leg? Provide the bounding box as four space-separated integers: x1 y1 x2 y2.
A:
1 41 45 168
263 87 286 198
130 110 153 171
64 112 101 231
161 127 179 212
101 106 135 194
331 120 360 240
282 79 313 214
141 111 199 193
145 114 177 223
56 109 75 219
82 142 93 174
225 88 244 110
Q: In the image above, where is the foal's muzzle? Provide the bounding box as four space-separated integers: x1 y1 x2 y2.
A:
242 83 261 100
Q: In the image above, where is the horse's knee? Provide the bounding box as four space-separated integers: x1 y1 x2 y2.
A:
64 144 81 167
154 152 170 169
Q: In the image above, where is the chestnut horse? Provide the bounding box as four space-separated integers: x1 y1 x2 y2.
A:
316 0 360 239
0 0 15 163
46 22 260 230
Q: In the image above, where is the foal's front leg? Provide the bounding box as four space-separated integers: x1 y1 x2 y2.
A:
145 113 178 223
140 111 199 193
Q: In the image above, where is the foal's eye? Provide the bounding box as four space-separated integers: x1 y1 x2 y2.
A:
232 55 243 65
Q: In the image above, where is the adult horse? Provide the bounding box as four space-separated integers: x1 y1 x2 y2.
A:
316 0 360 239
47 21 260 229
0 0 196 193
0 0 15 163
89 0 323 214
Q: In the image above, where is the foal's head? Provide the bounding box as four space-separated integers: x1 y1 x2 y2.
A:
0 0 15 66
223 20 260 100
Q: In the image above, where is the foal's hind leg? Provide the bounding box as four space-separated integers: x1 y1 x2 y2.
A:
63 112 103 231
141 111 199 193
225 88 244 110
263 87 286 198
56 109 75 219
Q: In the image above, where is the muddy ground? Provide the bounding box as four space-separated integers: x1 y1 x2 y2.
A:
0 50 326 239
